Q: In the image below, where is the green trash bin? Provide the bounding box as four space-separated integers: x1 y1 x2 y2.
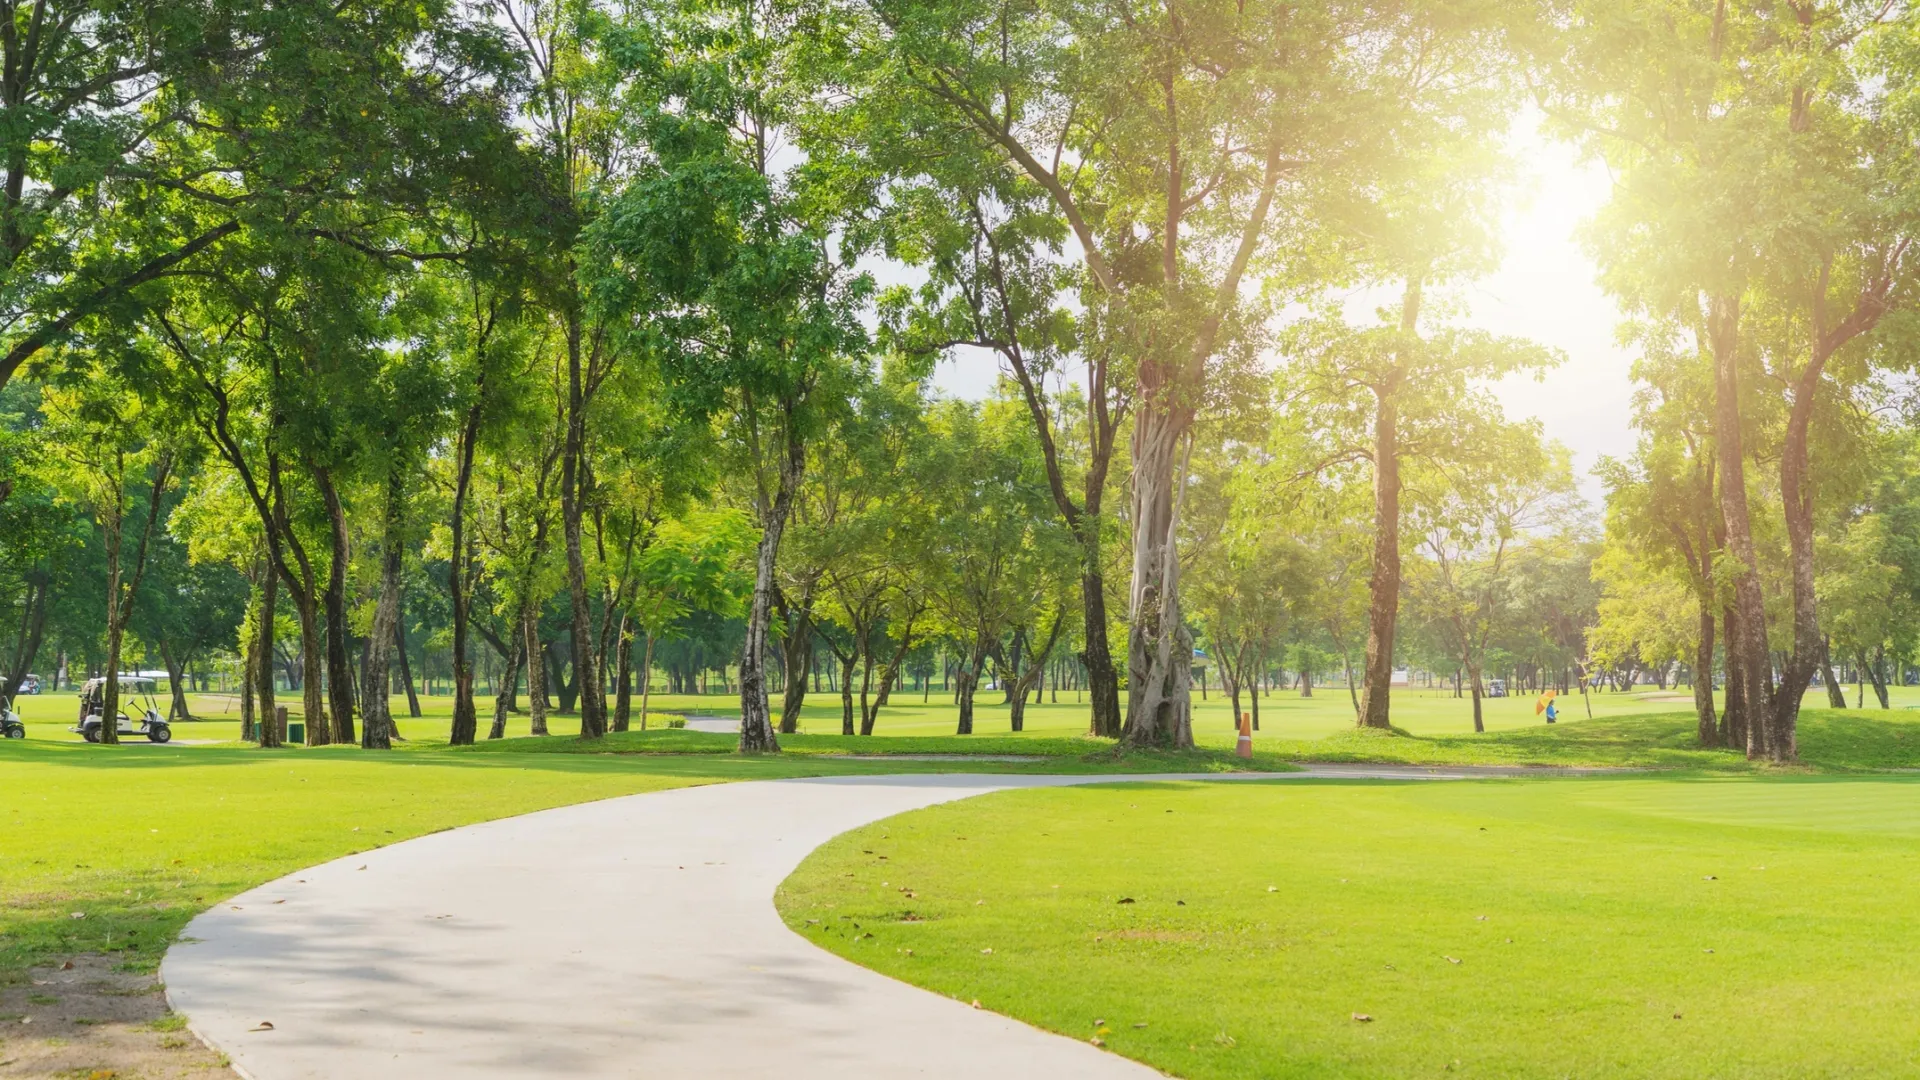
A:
288 721 305 743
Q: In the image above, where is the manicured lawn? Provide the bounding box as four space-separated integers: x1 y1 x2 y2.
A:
778 773 1920 1079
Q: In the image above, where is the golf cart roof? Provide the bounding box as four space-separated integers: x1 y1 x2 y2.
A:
82 676 156 690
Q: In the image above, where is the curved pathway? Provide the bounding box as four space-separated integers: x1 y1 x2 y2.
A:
162 767 1541 1079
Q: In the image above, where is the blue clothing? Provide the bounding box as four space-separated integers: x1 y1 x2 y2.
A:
1544 701 1558 723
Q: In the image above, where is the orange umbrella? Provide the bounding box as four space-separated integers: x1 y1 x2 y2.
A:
1534 689 1557 715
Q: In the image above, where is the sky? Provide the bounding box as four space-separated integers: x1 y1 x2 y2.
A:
925 121 1637 506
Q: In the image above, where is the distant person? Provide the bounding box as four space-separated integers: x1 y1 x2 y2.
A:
1544 698 1558 724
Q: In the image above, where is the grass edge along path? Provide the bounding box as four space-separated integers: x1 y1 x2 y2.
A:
777 773 1920 1080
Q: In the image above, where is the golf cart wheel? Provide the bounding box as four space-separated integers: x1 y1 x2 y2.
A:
148 724 172 744
2 724 21 739
81 726 99 743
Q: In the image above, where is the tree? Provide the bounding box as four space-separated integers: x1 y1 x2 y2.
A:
1548 0 1920 759
920 399 1074 735
1407 435 1573 732
829 0 1504 746
859 135 1130 738
1596 335 1726 744
0 383 84 701
581 6 870 751
37 366 175 744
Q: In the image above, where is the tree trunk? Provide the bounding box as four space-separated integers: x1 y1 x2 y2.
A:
98 512 125 746
1868 645 1890 709
637 634 656 731
1123 406 1194 749
311 465 356 745
524 612 550 735
855 649 875 735
835 645 857 737
612 615 634 733
1469 662 1485 733
255 568 279 747
158 639 191 722
559 313 604 739
861 616 919 736
1 572 48 702
362 473 404 751
291 593 328 745
1359 287 1418 729
489 637 522 740
448 404 485 745
1769 361 1828 754
1708 296 1779 760
779 606 812 734
392 612 421 718
1080 562 1121 738
955 638 988 735
1820 637 1846 709
1694 595 1719 746
1721 605 1745 750
739 411 803 754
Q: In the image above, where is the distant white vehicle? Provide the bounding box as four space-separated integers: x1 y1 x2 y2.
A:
1486 679 1507 698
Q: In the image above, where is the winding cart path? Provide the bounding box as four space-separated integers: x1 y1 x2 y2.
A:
162 766 1554 1079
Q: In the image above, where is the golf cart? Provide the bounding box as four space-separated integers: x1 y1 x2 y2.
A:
70 676 171 743
1 695 21 738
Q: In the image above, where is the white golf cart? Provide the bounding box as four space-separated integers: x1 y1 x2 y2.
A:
70 676 171 743
1 695 21 738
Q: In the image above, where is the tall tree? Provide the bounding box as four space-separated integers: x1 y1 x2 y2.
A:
1549 0 1920 759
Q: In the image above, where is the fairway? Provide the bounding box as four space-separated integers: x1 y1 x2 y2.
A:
778 775 1920 1079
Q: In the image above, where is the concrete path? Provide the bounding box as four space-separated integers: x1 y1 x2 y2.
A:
161 768 1520 1079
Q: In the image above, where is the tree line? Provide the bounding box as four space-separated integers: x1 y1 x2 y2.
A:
0 0 1915 760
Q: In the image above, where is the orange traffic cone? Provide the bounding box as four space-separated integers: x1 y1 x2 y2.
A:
1236 712 1253 759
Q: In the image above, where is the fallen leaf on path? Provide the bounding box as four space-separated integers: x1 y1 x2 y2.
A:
60 961 73 970
970 999 982 1009
249 1021 275 1032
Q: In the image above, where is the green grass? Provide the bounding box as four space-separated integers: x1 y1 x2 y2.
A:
778 773 1920 1079
15 681 1916 746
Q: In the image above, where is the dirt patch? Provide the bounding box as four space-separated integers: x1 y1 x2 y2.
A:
0 954 235 1079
